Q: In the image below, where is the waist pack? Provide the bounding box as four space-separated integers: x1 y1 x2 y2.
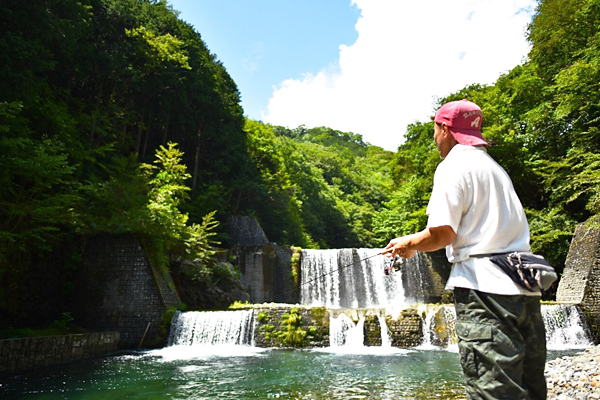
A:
476 252 558 291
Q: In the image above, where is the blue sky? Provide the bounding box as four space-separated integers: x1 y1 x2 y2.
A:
168 0 536 151
168 1 359 120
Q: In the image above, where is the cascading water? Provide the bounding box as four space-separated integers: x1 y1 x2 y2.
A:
165 249 594 352
378 313 392 347
414 303 593 350
417 304 457 350
300 248 594 351
328 312 394 351
542 304 593 349
300 248 430 308
165 306 592 351
168 310 256 346
330 314 365 347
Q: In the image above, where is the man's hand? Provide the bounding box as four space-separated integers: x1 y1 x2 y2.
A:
383 226 456 259
383 236 416 259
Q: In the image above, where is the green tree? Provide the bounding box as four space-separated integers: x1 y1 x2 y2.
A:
140 143 220 271
0 102 80 321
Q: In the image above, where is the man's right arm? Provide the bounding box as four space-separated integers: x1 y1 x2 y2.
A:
383 225 456 259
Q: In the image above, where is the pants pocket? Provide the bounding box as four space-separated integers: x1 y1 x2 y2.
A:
456 322 493 379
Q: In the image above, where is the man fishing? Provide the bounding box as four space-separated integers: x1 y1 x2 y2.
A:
384 99 547 400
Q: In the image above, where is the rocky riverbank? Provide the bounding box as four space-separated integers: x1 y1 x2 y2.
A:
546 345 600 400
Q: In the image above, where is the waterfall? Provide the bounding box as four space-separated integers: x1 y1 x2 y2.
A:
300 249 430 308
417 304 457 349
330 314 365 347
378 313 392 347
164 304 592 352
329 312 392 348
414 303 593 350
542 304 593 349
168 310 256 346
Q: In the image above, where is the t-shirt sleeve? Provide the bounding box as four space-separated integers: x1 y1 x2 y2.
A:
426 163 464 233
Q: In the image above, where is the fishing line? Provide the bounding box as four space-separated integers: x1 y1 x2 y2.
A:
293 251 384 294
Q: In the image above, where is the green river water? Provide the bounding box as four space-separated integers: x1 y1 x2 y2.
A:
0 345 577 400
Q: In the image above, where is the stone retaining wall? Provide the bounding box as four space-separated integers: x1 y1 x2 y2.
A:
252 305 329 348
556 217 600 343
247 305 423 348
0 332 119 374
73 234 181 349
226 216 270 246
384 308 424 347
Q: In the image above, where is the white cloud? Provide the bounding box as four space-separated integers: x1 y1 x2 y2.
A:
262 0 536 151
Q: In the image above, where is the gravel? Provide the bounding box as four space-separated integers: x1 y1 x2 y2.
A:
545 345 600 400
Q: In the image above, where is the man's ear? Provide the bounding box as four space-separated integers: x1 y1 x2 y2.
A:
442 124 451 137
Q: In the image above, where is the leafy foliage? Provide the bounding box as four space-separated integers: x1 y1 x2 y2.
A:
142 142 191 238
276 307 307 347
243 121 394 248
4 0 600 323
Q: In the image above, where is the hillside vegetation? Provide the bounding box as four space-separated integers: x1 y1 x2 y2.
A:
2 0 600 327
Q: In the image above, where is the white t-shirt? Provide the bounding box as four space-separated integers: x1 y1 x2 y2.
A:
427 144 540 296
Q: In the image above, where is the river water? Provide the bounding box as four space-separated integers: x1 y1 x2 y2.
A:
0 345 581 399
1 248 592 399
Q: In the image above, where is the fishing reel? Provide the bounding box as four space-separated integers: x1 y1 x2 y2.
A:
384 255 403 275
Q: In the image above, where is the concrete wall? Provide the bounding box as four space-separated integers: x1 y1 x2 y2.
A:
226 216 270 246
0 332 119 374
73 235 181 348
227 217 297 304
232 245 296 304
556 218 600 343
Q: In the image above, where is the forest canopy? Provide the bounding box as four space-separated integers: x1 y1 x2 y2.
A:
2 0 600 326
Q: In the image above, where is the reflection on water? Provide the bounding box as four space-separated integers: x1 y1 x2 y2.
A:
0 346 584 399
1 347 465 399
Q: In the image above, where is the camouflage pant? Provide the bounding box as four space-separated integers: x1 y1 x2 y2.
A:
454 288 547 400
